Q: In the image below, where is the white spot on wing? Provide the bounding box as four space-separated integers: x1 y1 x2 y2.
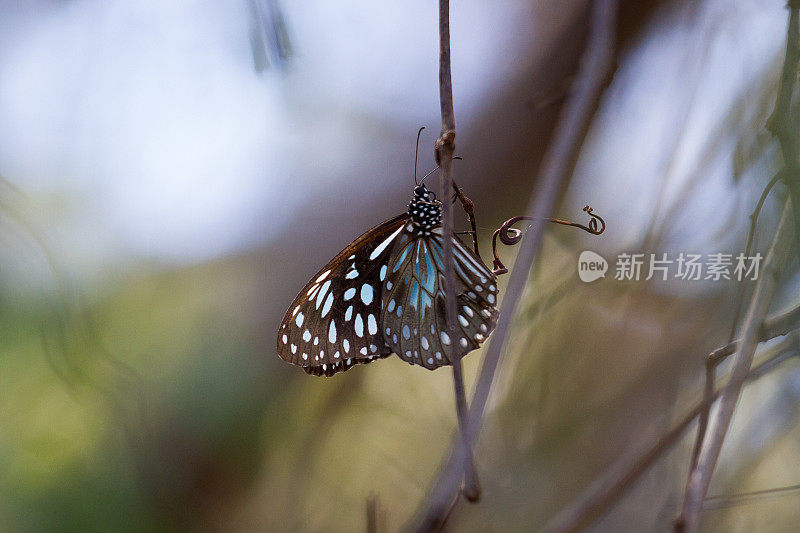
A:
379 265 387 280
355 314 364 337
370 225 405 260
441 332 450 345
321 292 334 317
361 284 374 305
302 330 311 342
328 321 337 343
344 288 356 300
367 314 378 335
316 280 331 309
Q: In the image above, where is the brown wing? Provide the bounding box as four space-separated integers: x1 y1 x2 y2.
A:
277 214 409 376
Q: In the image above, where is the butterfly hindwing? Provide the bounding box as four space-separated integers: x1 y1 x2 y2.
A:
277 215 410 376
380 226 499 369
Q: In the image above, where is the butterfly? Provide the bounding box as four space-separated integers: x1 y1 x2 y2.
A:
276 182 499 377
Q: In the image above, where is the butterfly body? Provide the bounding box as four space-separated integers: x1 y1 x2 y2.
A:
277 184 498 377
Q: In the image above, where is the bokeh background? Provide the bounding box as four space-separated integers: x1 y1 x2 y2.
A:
1 0 799 531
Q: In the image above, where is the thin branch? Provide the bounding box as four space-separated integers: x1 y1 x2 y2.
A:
766 1 800 259
435 0 481 503
727 171 785 342
409 0 619 529
366 493 378 533
704 483 800 510
679 201 795 532
682 3 800 523
708 302 800 365
540 330 800 533
678 2 800 527
691 171 785 476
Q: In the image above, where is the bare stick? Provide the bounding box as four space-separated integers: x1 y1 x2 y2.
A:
409 0 619 529
540 331 800 533
679 201 794 532
679 2 800 527
366 493 378 533
689 171 784 478
727 171 785 342
766 1 800 258
434 0 481 503
707 303 800 364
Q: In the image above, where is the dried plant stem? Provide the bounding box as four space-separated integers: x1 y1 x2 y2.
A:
435 0 481 503
767 1 800 257
678 2 800 528
690 170 785 476
679 201 794 532
541 330 800 533
409 0 619 529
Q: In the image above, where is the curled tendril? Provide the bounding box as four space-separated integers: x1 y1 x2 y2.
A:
491 205 606 275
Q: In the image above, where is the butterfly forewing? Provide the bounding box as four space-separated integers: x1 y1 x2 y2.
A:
277 214 410 376
380 226 499 369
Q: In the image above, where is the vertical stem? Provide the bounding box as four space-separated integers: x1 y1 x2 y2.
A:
410 1 619 529
436 0 481 502
680 202 794 532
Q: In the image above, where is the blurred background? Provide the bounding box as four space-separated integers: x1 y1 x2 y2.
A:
1 0 799 531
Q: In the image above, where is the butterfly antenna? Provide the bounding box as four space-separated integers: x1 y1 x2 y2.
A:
418 155 460 187
414 126 426 185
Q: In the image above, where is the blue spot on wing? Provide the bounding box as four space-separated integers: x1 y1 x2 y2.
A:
393 242 413 272
429 240 445 270
421 241 437 293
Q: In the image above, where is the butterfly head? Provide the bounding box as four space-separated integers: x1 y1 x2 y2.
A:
408 184 442 235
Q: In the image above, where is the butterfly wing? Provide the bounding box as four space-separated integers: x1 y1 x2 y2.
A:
380 226 499 369
277 214 409 376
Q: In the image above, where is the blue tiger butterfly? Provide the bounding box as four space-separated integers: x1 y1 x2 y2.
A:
277 182 498 377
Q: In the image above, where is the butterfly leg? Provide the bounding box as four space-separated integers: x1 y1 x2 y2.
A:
451 181 480 257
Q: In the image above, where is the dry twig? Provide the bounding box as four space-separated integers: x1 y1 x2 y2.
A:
678 201 794 532
677 2 800 528
408 0 619 529
434 0 481 503
540 330 800 533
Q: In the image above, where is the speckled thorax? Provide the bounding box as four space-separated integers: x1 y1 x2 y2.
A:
407 186 442 236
